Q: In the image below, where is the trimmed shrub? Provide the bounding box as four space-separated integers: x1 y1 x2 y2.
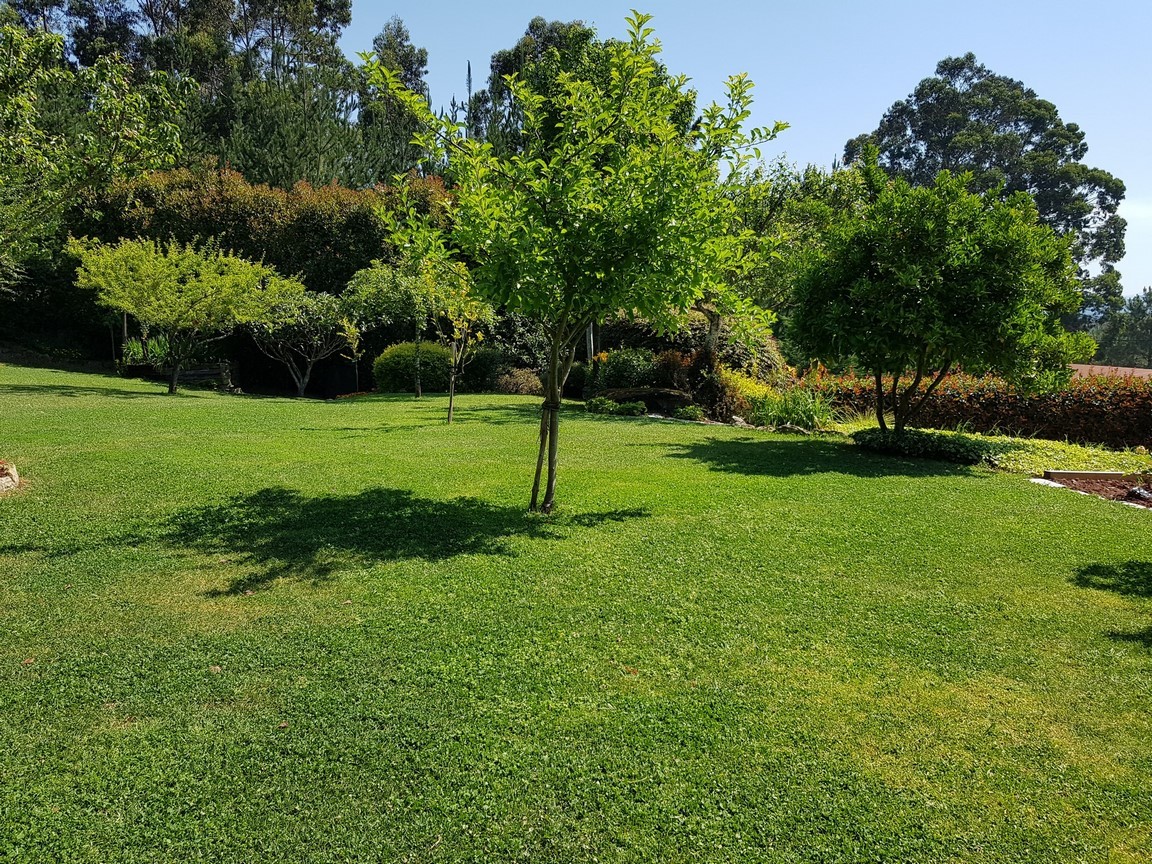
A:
586 397 647 416
673 404 706 421
853 428 991 465
373 342 452 393
564 361 588 398
495 368 544 396
810 371 1152 449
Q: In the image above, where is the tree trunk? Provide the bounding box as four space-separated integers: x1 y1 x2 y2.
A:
704 308 722 371
413 326 423 399
585 323 594 361
890 373 903 433
874 370 887 431
540 344 576 514
447 341 458 424
530 338 560 512
168 363 181 395
295 360 314 398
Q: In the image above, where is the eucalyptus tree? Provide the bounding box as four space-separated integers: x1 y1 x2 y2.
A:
368 12 783 512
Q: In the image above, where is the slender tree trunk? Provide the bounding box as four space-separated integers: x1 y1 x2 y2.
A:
874 370 887 431
168 363 180 395
704 308 722 371
530 338 561 512
447 341 458 424
295 360 315 398
585 323 594 361
890 373 903 433
413 325 423 399
540 344 576 514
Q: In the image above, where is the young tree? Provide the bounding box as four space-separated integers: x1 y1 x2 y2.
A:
789 156 1094 432
368 12 783 511
845 53 1127 326
249 289 363 397
71 237 299 392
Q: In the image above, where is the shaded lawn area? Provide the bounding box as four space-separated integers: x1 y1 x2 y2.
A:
2 363 1151 863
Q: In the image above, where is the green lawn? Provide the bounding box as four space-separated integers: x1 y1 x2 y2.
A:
2 363 1151 863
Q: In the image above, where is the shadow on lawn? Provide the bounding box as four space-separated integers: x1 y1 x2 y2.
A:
665 436 983 479
1071 561 1152 598
1107 627 1152 650
0 381 162 399
167 486 646 595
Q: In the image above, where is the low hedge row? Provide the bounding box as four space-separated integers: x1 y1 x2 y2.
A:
810 372 1152 449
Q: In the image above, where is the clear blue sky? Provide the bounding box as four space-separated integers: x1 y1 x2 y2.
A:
340 0 1152 297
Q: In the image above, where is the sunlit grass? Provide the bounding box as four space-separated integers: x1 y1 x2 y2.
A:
2 362 1151 862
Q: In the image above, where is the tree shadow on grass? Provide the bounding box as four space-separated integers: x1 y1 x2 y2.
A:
166 486 647 595
1107 627 1152 650
664 436 985 479
0 381 162 399
1071 561 1152 598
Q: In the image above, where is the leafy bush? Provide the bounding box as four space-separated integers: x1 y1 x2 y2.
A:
811 371 1152 449
586 397 647 416
600 348 657 389
373 342 452 393
653 349 694 390
673 405 706 421
710 366 774 420
119 334 170 369
747 388 836 431
460 346 506 392
853 428 992 465
614 400 648 416
494 368 544 396
852 427 1152 475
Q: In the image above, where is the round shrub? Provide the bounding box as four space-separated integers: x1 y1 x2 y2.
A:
495 368 544 396
373 342 452 393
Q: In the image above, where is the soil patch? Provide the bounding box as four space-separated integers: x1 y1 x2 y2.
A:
1059 476 1152 508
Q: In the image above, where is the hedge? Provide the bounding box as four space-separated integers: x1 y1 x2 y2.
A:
809 372 1152 449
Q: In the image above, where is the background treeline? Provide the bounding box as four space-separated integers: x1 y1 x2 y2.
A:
1 2 1147 394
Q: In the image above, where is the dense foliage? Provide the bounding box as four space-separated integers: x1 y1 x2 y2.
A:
845 53 1127 325
790 156 1092 432
71 237 300 392
74 167 450 295
372 341 452 394
813 371 1152 449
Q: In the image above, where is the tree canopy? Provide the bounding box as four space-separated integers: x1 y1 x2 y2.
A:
71 237 300 392
790 155 1093 432
845 53 1126 326
0 23 188 288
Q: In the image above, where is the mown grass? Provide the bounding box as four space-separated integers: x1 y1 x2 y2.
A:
2 362 1151 863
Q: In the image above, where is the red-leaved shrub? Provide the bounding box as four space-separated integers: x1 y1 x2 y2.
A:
808 371 1152 448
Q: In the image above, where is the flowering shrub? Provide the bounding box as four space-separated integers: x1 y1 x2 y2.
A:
810 371 1152 448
